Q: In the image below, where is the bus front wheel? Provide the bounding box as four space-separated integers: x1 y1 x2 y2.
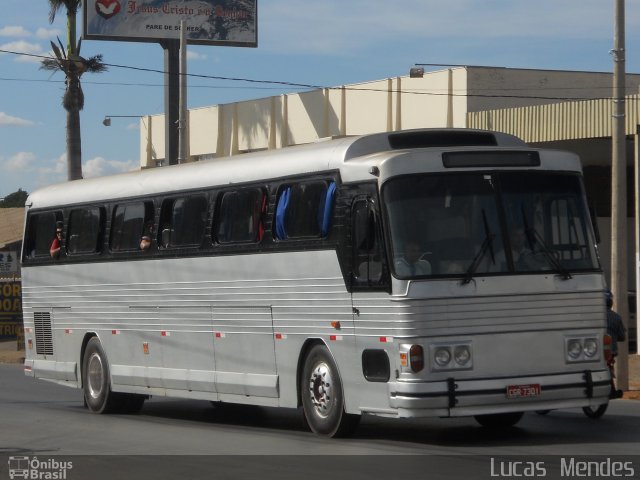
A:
82 337 122 414
301 345 360 437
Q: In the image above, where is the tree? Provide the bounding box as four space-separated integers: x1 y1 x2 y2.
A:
40 0 107 181
0 189 29 208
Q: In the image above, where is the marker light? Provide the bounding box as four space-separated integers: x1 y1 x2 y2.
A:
409 345 424 373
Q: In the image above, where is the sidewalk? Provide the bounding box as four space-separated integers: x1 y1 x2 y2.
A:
1 339 639 397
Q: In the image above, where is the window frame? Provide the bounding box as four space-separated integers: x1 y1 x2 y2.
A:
158 194 210 249
213 187 267 245
109 201 155 253
273 179 336 241
66 206 105 256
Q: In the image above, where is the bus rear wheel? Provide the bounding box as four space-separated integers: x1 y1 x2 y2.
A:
301 345 360 437
474 411 523 428
82 337 124 414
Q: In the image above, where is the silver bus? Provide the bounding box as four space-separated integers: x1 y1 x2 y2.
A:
21 128 610 437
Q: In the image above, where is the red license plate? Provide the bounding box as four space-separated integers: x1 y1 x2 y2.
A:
506 384 541 398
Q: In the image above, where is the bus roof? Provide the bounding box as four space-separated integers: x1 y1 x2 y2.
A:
26 128 555 210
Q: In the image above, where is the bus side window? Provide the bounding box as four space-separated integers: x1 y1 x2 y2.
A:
67 207 104 255
159 196 208 248
352 198 384 286
274 180 335 240
110 202 154 252
24 211 61 260
215 188 266 244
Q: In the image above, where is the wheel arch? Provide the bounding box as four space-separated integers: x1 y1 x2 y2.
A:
79 332 99 388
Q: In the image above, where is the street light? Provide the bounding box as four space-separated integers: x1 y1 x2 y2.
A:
102 115 144 127
409 67 425 78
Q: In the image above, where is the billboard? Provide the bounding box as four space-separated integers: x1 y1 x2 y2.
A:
83 0 257 47
0 281 22 339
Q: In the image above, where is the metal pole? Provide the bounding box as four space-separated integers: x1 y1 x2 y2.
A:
162 40 179 166
177 20 188 164
635 126 640 363
611 0 629 390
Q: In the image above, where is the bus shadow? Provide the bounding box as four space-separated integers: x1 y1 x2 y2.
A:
354 407 640 447
137 398 309 434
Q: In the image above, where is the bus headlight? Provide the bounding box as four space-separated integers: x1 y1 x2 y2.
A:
430 342 473 371
583 338 598 358
567 339 583 359
454 345 471 366
566 336 600 362
434 347 451 367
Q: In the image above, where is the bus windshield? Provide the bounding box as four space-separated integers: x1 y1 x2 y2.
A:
383 172 600 279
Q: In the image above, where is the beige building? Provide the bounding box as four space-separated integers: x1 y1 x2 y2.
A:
139 66 640 166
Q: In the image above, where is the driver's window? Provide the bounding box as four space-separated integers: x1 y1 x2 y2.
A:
352 198 384 287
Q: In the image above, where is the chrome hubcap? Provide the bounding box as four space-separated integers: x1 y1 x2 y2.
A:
308 362 335 418
87 353 104 400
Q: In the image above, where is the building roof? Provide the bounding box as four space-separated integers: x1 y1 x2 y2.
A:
0 208 25 249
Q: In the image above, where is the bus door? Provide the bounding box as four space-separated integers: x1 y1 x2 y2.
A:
212 306 279 398
350 196 395 403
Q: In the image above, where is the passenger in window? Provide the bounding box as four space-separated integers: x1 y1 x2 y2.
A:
395 242 432 277
50 222 64 259
140 222 153 251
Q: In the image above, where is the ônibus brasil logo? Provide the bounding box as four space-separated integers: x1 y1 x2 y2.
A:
7 456 73 480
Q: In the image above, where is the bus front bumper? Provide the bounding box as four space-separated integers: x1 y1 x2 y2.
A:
388 369 611 417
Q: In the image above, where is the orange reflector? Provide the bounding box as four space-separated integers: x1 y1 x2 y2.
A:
400 352 408 367
143 342 149 355
331 321 341 330
28 339 33 350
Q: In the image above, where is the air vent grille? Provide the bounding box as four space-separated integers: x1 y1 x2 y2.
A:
34 312 54 356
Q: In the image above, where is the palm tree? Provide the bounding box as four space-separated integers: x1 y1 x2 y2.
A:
40 0 107 181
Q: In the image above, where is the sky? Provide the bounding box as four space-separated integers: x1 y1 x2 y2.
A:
1 0 640 198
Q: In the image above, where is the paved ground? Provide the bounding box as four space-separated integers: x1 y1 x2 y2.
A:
2 339 639 397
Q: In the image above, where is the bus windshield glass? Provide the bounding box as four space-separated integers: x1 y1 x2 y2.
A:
383 172 600 279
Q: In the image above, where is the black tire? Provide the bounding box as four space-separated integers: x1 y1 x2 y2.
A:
583 403 608 419
474 411 524 428
301 344 360 437
535 410 552 415
82 337 122 413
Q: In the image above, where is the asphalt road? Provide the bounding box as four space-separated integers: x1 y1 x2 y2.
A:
1 363 640 479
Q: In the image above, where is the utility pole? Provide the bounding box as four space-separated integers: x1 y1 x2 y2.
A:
611 0 629 390
177 20 188 164
161 40 180 166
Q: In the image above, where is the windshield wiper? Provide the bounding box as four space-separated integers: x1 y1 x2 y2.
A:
461 210 495 285
521 206 572 280
526 227 572 280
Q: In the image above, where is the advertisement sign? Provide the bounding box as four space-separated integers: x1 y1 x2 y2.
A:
0 281 22 339
0 251 19 277
83 0 257 47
